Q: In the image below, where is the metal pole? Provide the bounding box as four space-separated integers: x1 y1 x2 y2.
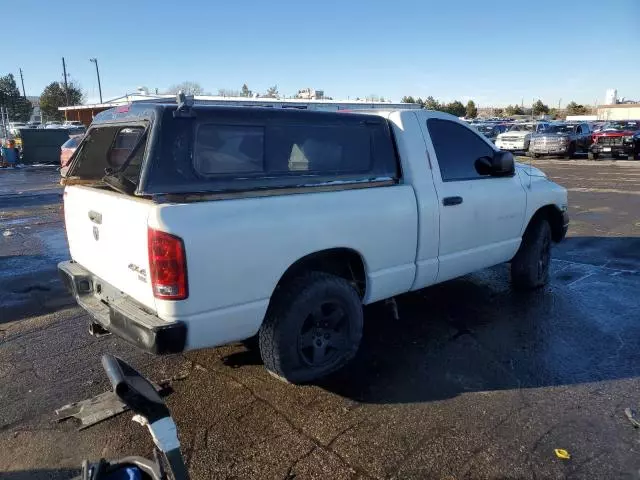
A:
19 68 26 97
62 57 70 106
90 58 103 104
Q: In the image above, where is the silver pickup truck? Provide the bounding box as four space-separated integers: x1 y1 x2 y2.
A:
529 123 592 158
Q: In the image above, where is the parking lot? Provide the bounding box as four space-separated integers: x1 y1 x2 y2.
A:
1 160 639 479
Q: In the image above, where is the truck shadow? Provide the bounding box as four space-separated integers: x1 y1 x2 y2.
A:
0 468 79 480
318 236 640 404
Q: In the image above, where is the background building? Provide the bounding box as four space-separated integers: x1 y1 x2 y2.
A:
597 104 640 121
604 89 618 105
27 96 41 123
295 88 325 100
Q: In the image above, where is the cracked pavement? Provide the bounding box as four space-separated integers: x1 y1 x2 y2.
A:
1 162 639 479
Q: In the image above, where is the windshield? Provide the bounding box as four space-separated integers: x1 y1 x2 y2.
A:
508 124 535 132
476 125 494 133
545 124 575 134
602 121 639 131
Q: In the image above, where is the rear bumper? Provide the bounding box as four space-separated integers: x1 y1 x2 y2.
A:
58 261 186 354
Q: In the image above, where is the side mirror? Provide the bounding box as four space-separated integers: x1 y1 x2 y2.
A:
475 151 515 177
101 354 169 423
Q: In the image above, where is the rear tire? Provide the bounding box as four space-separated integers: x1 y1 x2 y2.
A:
259 272 363 384
511 218 552 290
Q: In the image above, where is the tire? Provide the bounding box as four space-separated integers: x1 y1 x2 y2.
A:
563 144 576 159
511 218 552 290
588 152 599 161
259 272 363 384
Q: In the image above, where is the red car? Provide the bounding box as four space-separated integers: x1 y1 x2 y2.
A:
60 135 82 167
589 121 640 160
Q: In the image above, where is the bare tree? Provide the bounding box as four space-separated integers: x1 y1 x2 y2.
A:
264 85 279 98
165 81 205 95
217 88 241 97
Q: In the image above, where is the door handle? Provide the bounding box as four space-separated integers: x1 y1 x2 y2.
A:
442 196 463 206
88 210 102 224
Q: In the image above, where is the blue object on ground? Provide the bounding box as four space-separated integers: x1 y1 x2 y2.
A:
104 466 142 480
1 147 18 164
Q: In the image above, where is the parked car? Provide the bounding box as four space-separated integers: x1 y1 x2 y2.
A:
589 121 640 160
60 135 83 167
495 122 551 152
58 103 569 383
529 123 592 158
475 123 508 142
7 122 27 136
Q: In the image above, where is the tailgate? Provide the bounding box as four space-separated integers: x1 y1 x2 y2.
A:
64 185 156 310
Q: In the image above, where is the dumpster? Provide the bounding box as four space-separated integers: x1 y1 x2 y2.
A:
20 128 82 165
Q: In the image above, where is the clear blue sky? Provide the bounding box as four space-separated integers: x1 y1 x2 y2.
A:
8 0 640 107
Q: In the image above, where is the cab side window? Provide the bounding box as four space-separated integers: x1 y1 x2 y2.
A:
427 119 494 182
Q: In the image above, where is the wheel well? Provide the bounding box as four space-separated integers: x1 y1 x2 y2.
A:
275 248 366 298
528 205 565 242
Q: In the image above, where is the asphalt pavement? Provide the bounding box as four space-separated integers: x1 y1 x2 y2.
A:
1 161 639 479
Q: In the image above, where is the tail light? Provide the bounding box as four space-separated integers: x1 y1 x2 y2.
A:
148 227 188 300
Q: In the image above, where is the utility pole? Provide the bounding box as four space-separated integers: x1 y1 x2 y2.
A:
558 98 562 110
89 58 103 104
19 68 26 97
62 57 70 106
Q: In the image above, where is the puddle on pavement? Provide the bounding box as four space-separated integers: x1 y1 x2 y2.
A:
35 229 69 262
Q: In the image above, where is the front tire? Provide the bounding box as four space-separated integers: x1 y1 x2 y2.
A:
588 152 599 160
259 272 363 384
511 218 552 290
563 144 576 159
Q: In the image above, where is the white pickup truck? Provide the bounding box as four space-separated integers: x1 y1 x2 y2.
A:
59 102 568 383
495 122 551 152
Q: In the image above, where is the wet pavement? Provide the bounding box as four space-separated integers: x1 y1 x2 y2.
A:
1 161 639 479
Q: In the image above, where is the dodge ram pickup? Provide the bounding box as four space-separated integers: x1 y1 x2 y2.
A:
589 121 640 160
58 101 569 383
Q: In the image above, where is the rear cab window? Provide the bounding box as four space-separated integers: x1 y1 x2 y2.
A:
143 107 399 195
64 122 149 193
